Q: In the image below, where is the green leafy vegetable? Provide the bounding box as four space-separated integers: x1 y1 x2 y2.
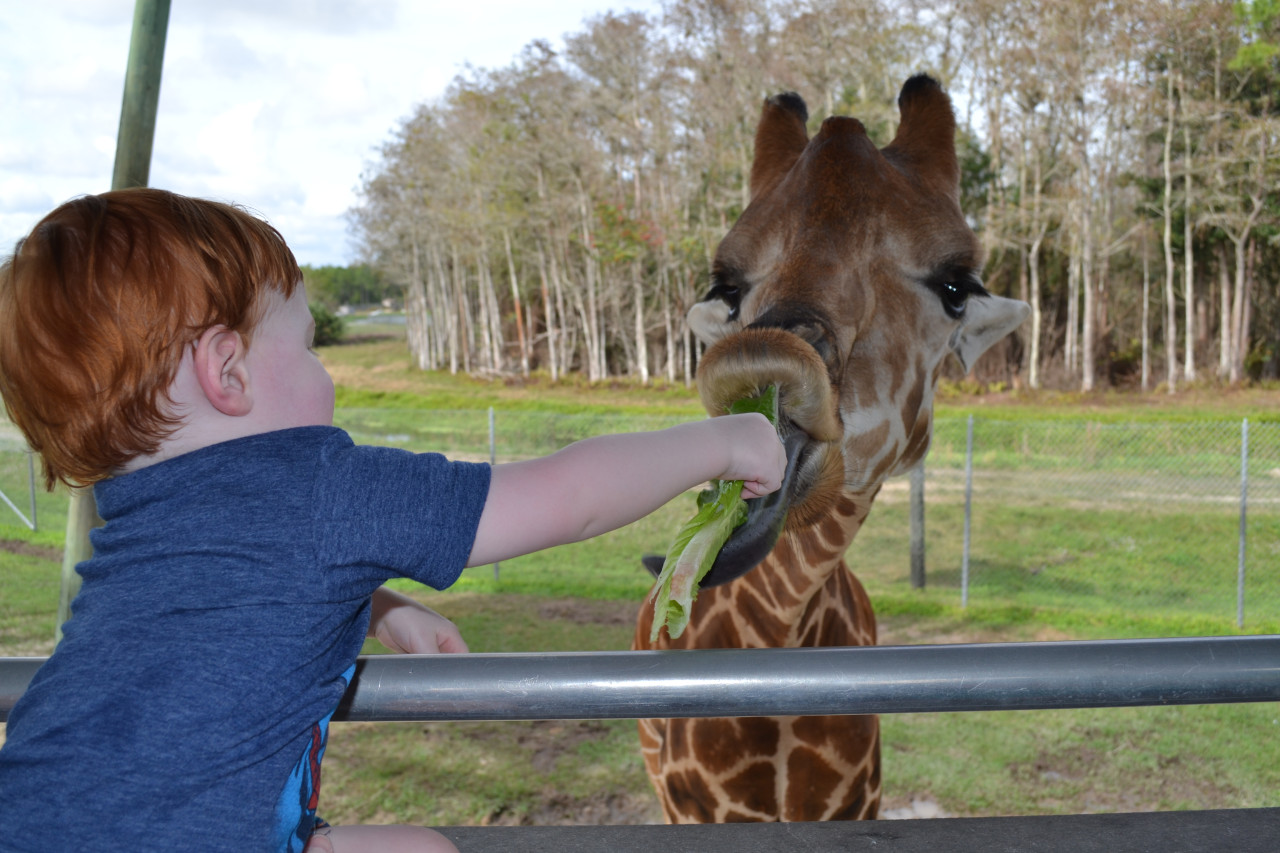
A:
648 385 779 641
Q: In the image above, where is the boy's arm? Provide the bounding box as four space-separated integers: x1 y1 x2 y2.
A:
368 586 468 654
465 413 785 567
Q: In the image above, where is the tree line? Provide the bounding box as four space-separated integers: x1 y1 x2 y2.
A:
349 0 1280 390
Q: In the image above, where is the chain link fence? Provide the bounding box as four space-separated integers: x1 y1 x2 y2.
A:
333 408 693 463
4 410 1276 632
334 409 1280 632
880 417 1280 631
0 422 37 532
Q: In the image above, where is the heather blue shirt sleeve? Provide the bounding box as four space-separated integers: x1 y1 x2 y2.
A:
310 431 492 594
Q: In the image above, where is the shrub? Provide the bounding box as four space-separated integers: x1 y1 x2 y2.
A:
310 303 345 347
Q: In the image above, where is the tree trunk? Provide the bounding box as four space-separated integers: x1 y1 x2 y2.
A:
1219 243 1232 378
661 261 677 384
1028 233 1044 390
538 245 559 382
1141 233 1150 391
449 243 471 374
1080 186 1095 392
1027 147 1045 391
406 231 429 370
579 198 603 382
1182 116 1196 382
552 239 573 376
633 262 649 384
1161 74 1178 393
504 229 530 377
1066 215 1080 376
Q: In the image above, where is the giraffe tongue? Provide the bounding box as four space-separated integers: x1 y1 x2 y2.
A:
697 428 807 588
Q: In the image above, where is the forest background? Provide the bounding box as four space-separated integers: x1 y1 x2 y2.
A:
326 0 1280 395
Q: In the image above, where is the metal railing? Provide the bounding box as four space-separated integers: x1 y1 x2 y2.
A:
4 636 1279 723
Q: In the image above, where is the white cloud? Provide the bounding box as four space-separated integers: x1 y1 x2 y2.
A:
0 0 663 266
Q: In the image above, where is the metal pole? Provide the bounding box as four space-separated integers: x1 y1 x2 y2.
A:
59 0 172 643
1238 418 1249 629
9 637 1277 723
962 414 974 608
58 495 101 642
489 406 500 581
909 462 926 589
26 451 37 531
111 0 171 191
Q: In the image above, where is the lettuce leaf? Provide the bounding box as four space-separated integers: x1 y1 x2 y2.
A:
648 385 779 641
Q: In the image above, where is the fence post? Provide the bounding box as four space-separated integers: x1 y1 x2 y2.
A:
60 0 171 642
962 414 974 608
910 462 926 589
1237 418 1248 629
489 407 500 581
27 450 37 532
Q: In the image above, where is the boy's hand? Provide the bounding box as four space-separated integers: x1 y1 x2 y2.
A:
369 587 469 655
716 412 787 499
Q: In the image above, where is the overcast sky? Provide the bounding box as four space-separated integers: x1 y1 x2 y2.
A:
1 0 663 267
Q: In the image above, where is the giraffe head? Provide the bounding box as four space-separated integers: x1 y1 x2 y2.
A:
691 76 1029 584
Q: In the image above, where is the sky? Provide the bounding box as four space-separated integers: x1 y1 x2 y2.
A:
0 0 663 267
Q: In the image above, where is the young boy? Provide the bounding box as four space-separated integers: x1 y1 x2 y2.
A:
0 189 786 853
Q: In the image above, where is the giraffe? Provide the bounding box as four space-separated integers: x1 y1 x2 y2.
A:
632 75 1030 823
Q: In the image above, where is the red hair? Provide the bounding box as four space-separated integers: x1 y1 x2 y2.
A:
0 188 300 489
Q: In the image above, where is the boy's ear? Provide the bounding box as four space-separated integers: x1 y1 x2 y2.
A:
193 325 253 417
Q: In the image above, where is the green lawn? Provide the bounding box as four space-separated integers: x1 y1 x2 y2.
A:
2 325 1278 824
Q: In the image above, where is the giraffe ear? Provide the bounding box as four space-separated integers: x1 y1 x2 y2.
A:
883 75 959 196
749 92 809 200
951 294 1031 373
687 298 740 347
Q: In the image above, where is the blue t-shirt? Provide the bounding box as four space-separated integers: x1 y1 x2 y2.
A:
0 426 491 852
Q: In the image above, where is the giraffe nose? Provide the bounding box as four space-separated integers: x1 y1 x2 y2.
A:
747 304 838 370
696 326 842 443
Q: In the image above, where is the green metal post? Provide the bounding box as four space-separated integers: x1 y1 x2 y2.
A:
111 0 172 192
909 462 926 590
58 0 171 643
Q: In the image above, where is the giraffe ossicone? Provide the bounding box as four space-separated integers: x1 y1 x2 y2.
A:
633 75 1029 824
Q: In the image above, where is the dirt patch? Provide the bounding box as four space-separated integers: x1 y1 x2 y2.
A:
483 791 661 826
0 538 60 562
424 719 664 826
879 614 1076 646
537 599 637 627
479 722 662 824
879 617 1009 646
1006 736 1240 814
504 720 613 774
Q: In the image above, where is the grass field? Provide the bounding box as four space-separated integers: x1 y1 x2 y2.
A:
2 320 1278 824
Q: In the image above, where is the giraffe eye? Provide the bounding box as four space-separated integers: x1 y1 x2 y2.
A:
702 283 740 322
939 281 968 319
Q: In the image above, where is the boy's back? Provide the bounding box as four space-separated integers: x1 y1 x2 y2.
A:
0 427 489 851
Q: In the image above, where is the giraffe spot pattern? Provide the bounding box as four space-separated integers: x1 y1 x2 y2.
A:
668 768 717 823
723 760 779 815
784 745 844 820
691 718 741 775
